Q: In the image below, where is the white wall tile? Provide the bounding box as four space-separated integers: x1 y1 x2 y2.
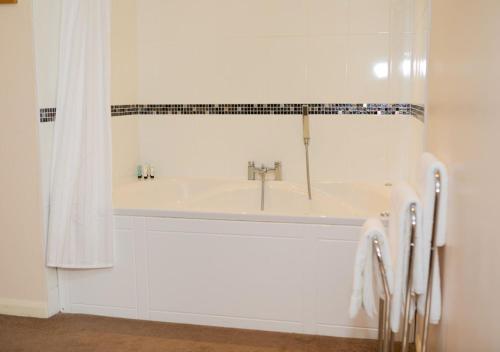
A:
135 115 419 184
34 0 421 106
410 0 431 106
138 36 309 103
136 0 221 40
136 0 414 104
383 116 424 183
348 0 391 34
306 36 349 102
390 34 413 102
347 34 390 102
307 0 349 35
245 0 308 37
390 0 414 34
213 38 271 103
138 37 221 103
260 37 308 103
111 0 138 105
138 0 307 40
112 117 140 186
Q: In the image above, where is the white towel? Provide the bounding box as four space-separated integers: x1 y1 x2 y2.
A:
389 183 423 333
350 218 394 319
415 153 448 323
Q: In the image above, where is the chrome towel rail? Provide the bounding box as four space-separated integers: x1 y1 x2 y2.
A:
401 204 418 352
372 203 417 352
401 171 443 352
421 171 442 352
373 238 392 352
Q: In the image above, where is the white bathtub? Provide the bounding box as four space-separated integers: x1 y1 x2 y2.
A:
59 178 390 339
113 178 389 224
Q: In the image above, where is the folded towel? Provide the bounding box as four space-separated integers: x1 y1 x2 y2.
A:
389 183 422 333
415 153 448 323
350 218 394 319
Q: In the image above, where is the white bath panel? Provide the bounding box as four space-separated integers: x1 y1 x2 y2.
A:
59 215 378 339
315 238 377 329
147 231 304 323
60 227 137 313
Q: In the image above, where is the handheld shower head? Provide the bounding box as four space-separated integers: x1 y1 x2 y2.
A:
302 105 310 145
302 105 312 200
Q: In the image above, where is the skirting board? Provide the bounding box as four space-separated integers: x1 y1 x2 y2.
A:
0 297 50 318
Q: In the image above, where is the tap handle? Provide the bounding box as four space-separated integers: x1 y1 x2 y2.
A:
248 161 256 180
274 161 282 181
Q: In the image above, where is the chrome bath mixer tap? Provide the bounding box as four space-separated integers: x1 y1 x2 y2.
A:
247 161 282 211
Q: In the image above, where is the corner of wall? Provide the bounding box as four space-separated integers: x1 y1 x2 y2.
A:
0 0 51 318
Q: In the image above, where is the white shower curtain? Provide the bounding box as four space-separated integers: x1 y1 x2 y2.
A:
46 0 113 268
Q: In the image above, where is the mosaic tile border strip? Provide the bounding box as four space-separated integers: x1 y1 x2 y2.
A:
40 107 56 122
135 103 411 116
411 104 425 122
41 103 425 122
111 104 138 116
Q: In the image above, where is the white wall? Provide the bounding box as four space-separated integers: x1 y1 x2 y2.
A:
32 0 60 241
131 0 424 183
137 115 423 183
33 0 425 188
426 0 500 351
110 0 140 184
0 0 50 318
32 0 62 316
411 0 431 106
136 0 415 104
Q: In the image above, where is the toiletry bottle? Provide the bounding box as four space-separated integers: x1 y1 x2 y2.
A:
137 165 143 179
150 165 155 179
143 164 149 180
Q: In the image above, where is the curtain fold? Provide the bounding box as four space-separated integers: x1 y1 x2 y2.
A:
46 0 113 268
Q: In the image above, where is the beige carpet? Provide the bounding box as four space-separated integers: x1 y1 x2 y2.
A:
0 313 377 352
